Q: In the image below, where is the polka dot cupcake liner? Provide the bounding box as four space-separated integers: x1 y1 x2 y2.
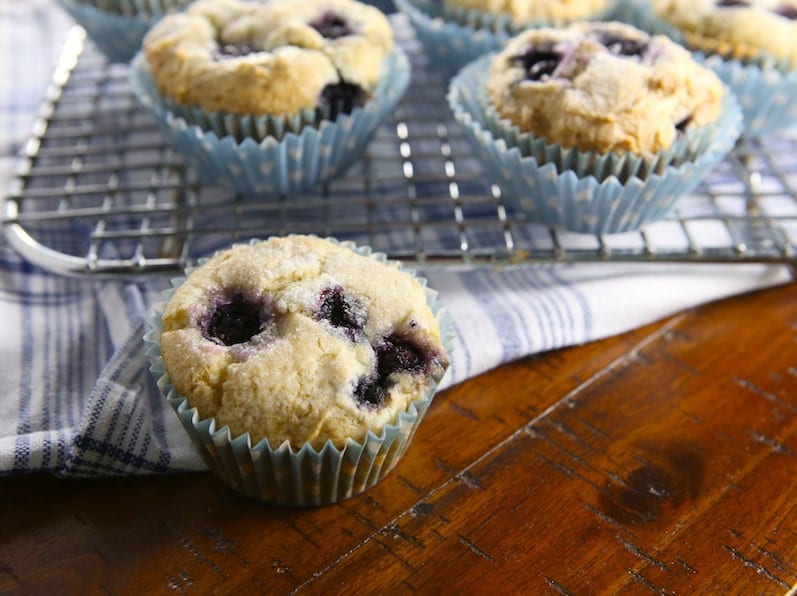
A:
55 0 190 63
447 54 743 234
129 49 411 196
395 0 618 79
623 0 797 138
144 237 455 506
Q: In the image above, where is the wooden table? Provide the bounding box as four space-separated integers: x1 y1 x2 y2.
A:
1 276 795 594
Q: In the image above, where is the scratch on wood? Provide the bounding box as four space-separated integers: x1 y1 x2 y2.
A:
754 543 794 576
272 558 292 576
616 535 670 571
457 533 494 562
627 569 672 595
576 417 612 440
677 408 702 424
348 507 378 531
435 458 457 476
361 493 387 513
748 430 795 455
723 545 791 589
164 569 192 594
381 522 425 549
92 543 109 564
281 515 325 550
162 521 227 580
536 454 575 477
448 401 479 421
581 502 633 537
398 475 426 496
373 535 418 573
675 556 698 575
411 501 449 524
543 419 596 452
401 579 418 591
0 560 24 588
203 526 239 558
734 378 797 414
544 576 575 595
457 471 484 490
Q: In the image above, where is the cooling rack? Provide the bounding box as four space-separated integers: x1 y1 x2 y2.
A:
3 16 797 278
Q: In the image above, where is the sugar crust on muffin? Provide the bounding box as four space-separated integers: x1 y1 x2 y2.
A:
142 0 394 115
159 235 449 450
486 21 725 155
442 0 614 25
650 0 797 66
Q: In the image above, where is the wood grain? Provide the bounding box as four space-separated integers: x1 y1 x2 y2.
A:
0 280 795 594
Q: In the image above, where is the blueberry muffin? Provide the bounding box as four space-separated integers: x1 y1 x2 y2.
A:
142 0 394 117
443 0 616 26
131 0 409 194
158 235 449 450
486 21 725 155
650 0 797 67
448 21 741 233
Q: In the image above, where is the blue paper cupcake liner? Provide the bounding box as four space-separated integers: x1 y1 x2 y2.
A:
56 0 190 63
144 236 455 506
130 49 411 196
447 54 743 234
623 0 797 138
395 0 619 79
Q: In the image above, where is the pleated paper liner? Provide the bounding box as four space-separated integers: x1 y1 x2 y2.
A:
129 48 411 195
144 237 455 506
447 53 743 234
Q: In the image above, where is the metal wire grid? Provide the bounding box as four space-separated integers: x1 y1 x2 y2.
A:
3 16 797 278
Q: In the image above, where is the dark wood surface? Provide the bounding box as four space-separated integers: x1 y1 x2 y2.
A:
1 277 796 594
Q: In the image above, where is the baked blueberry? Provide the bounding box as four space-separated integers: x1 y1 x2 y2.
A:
310 11 352 39
773 3 797 19
597 33 649 57
511 44 562 81
214 43 258 60
201 292 274 346
315 286 366 340
353 334 431 410
716 0 749 7
320 81 364 115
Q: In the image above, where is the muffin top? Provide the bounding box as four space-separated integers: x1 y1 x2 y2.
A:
142 0 394 115
443 0 613 25
486 21 725 155
159 235 449 450
650 0 797 66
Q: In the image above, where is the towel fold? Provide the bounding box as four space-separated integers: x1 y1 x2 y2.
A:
0 3 791 477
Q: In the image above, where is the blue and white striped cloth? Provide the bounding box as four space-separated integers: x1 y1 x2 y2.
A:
0 2 791 477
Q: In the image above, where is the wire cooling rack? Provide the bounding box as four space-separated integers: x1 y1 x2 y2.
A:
3 16 797 278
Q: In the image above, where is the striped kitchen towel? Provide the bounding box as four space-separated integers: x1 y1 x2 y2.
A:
0 2 791 477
